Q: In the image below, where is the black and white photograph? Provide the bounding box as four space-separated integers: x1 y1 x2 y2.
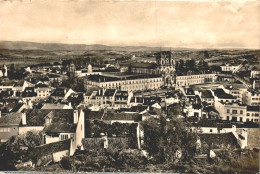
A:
0 0 259 173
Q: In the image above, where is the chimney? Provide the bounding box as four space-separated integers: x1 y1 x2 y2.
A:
27 100 32 109
22 112 26 125
242 128 248 148
232 125 236 132
73 110 79 124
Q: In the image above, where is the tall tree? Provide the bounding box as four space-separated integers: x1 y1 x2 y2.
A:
142 115 198 163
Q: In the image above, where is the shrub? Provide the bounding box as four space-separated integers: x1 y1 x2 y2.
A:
60 157 72 170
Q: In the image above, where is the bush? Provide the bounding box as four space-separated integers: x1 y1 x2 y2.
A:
60 157 72 170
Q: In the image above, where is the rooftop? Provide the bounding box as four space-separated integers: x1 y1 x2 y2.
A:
199 133 240 149
199 90 214 98
0 112 22 126
102 112 141 121
247 105 260 112
213 88 236 99
131 62 157 69
41 103 72 109
26 139 71 163
25 109 76 133
86 74 161 82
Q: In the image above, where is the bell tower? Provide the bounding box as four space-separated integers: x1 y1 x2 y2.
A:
156 51 175 87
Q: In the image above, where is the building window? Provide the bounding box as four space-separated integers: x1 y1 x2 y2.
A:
240 117 243 122
247 113 250 116
240 110 243 114
227 109 230 113
232 110 237 114
210 129 213 132
61 134 68 140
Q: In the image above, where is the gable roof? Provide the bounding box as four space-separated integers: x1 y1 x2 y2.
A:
41 103 72 109
0 113 22 126
104 89 116 97
25 109 76 133
199 133 240 149
213 88 236 99
102 112 141 121
85 109 104 120
200 90 214 98
26 139 71 163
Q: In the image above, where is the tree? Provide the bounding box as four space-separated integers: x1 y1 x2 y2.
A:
9 64 15 79
185 59 196 70
142 115 198 163
21 131 42 149
204 51 209 58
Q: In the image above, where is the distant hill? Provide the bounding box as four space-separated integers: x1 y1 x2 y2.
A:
0 41 189 51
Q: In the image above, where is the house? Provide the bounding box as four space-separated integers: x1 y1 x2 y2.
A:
214 101 247 122
198 90 214 106
50 87 75 102
212 88 237 104
224 84 247 104
245 90 260 106
84 88 116 108
34 83 53 100
184 103 203 118
19 109 85 153
114 91 133 109
202 106 219 119
0 112 22 142
21 87 38 102
246 105 260 123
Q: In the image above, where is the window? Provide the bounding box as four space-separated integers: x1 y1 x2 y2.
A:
232 110 237 114
255 113 259 117
240 117 243 122
240 110 243 114
247 113 250 116
227 116 229 120
210 129 213 132
61 134 68 140
227 109 230 113
0 128 11 132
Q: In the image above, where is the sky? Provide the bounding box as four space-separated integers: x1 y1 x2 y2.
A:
0 0 259 49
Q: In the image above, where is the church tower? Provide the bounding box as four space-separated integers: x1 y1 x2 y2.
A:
156 51 175 87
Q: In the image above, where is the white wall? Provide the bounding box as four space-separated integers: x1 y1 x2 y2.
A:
53 150 69 162
19 126 44 135
75 109 85 154
45 136 60 144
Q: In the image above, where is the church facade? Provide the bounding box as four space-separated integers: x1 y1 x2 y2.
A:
130 51 176 87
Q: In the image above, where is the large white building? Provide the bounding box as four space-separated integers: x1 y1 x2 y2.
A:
176 73 217 88
245 90 260 106
84 74 163 92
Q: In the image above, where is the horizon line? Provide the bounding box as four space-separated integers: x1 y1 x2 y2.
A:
0 40 259 50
